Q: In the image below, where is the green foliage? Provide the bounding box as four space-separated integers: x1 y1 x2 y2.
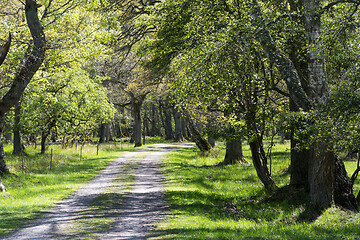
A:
21 67 115 144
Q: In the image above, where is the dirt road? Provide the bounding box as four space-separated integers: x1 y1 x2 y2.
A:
2 143 192 240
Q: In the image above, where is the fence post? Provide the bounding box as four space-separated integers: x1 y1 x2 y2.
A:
50 148 53 170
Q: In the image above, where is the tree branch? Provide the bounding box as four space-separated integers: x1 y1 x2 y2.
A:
0 0 46 118
321 0 360 13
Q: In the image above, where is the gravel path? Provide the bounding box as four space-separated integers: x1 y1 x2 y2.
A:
2 143 192 240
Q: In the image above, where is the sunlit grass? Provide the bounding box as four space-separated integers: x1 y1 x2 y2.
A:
0 142 138 236
156 142 360 239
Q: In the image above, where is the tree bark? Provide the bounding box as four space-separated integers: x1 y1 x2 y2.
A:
0 124 9 175
13 102 25 155
0 33 11 66
105 123 113 142
290 136 310 188
0 0 46 175
173 107 183 142
219 138 245 165
99 123 106 143
131 95 146 147
181 117 187 139
183 109 211 152
41 131 48 154
159 100 174 140
334 155 358 211
302 0 337 210
249 136 277 191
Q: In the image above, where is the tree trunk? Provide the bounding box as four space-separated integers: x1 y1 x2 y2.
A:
219 138 245 165
181 117 187 139
303 0 336 210
208 136 216 148
289 101 310 188
0 178 5 192
334 155 358 211
0 33 11 66
290 136 310 188
0 0 46 176
159 100 174 140
183 109 211 152
249 136 277 191
41 131 48 154
99 123 106 143
13 102 25 155
150 104 156 136
105 123 113 142
131 96 146 147
245 0 310 112
173 107 183 142
0 123 9 175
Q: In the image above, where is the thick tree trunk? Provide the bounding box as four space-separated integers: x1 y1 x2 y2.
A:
308 145 334 209
303 0 336 210
131 96 146 147
290 137 310 188
13 102 25 155
290 101 310 188
220 138 245 165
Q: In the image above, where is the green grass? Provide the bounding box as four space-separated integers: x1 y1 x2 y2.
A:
155 142 360 240
0 142 139 237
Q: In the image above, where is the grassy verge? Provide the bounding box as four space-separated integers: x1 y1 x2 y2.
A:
157 142 360 240
0 142 139 237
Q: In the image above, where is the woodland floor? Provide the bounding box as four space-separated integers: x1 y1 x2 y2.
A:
1 143 193 240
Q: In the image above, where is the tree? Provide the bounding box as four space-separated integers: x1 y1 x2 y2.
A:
0 0 46 174
21 67 115 153
245 0 358 210
0 31 12 191
138 0 282 188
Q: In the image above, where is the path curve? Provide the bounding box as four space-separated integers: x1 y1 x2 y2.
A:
2 143 193 240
